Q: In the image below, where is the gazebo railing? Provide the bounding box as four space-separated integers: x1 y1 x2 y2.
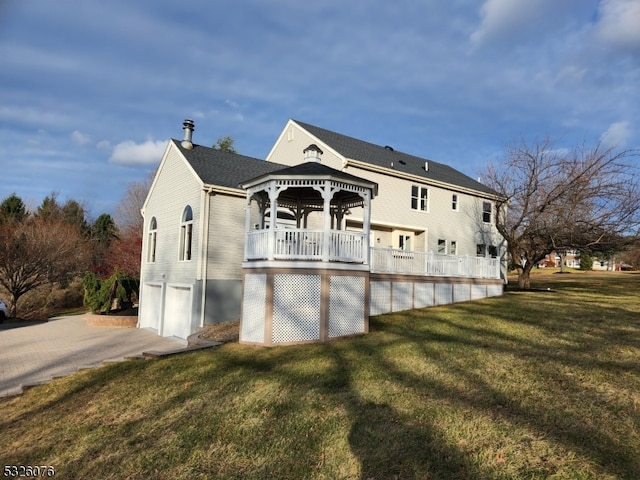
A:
246 229 367 263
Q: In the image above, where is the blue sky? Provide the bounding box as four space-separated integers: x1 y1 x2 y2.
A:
1 0 638 219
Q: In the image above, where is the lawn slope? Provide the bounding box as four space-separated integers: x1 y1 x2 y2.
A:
2 272 639 479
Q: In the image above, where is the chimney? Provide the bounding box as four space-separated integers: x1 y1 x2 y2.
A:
303 143 323 162
181 119 195 150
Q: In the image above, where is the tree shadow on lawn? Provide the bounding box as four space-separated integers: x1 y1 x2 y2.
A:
388 300 640 478
4 281 640 479
348 400 474 479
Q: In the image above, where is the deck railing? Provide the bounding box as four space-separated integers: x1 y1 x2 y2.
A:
370 247 500 279
245 231 500 279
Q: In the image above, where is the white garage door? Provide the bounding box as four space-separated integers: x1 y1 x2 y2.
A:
139 284 162 331
163 285 193 339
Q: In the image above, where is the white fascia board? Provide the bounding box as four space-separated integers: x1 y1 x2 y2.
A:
344 158 503 201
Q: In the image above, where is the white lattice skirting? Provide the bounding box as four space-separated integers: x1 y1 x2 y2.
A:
240 269 368 345
272 274 322 343
240 270 503 345
328 276 365 338
240 273 267 343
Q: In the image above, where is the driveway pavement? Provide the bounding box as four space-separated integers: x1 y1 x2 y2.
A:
0 315 185 397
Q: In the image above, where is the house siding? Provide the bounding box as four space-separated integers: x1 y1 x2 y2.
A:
206 194 247 281
266 122 504 259
139 143 203 336
141 144 203 283
267 121 345 170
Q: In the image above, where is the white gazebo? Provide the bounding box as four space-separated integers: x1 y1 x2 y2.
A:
239 145 378 346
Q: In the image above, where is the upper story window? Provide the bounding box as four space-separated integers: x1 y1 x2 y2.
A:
450 240 457 255
452 194 458 211
147 217 157 263
179 206 193 261
482 201 492 223
437 239 446 254
411 185 428 212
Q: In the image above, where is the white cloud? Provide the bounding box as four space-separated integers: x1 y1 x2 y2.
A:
70 130 91 145
109 139 167 165
555 65 587 84
470 0 548 48
0 105 69 128
96 140 111 151
600 121 632 148
593 0 640 51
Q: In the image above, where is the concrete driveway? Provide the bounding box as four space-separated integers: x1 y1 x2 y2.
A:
0 315 185 397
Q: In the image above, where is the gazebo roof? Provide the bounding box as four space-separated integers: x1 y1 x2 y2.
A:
241 161 378 196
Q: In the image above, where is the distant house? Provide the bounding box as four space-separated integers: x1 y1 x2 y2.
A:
538 250 580 269
138 120 506 341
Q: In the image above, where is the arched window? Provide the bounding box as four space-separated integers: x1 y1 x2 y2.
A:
179 206 193 261
147 217 157 263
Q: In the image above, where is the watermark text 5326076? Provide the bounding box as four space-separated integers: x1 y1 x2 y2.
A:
3 466 55 477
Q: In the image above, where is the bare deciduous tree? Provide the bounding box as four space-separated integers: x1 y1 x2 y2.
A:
114 171 154 237
110 172 155 279
483 138 640 289
0 217 90 317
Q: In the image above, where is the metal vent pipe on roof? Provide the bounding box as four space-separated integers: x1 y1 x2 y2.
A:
182 119 195 150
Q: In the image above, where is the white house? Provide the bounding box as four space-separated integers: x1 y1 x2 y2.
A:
138 119 506 341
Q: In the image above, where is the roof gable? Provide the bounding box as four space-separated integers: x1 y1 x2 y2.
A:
292 120 497 196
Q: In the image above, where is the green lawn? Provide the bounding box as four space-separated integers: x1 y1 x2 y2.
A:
2 272 639 479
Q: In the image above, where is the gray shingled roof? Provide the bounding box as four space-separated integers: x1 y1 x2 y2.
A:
294 120 497 195
172 140 285 189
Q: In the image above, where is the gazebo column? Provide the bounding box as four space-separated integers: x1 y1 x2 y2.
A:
362 190 372 265
243 194 253 261
258 199 266 229
335 201 345 231
321 181 333 262
295 200 302 228
267 184 278 261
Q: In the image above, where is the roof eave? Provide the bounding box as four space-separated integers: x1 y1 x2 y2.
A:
344 158 502 200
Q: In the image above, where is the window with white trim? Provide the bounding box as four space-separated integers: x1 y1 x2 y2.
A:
482 201 492 223
437 239 446 254
147 217 157 263
452 194 458 211
399 235 412 251
450 240 457 255
411 185 428 211
179 206 193 261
